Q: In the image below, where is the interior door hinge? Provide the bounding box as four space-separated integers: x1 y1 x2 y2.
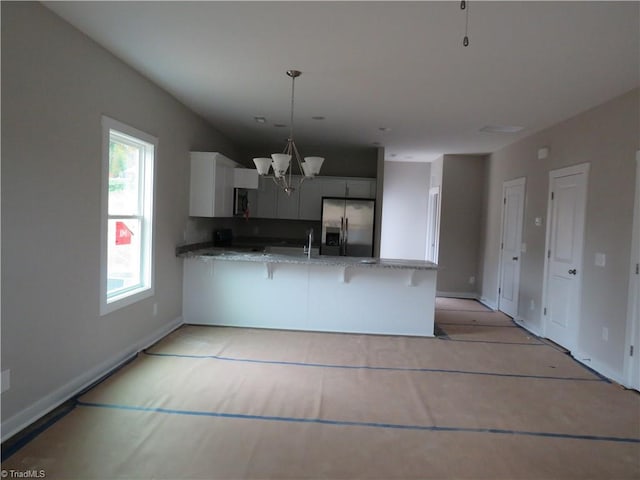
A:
547 250 551 259
498 287 501 294
636 263 639 275
543 307 547 315
501 242 504 250
551 192 555 200
504 197 506 205
631 345 634 357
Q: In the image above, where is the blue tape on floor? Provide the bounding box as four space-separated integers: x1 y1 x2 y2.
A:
76 400 640 444
143 351 601 382
2 402 76 462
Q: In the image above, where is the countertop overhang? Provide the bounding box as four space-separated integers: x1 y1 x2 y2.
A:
179 247 438 271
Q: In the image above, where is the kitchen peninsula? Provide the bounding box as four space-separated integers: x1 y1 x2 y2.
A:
180 248 437 337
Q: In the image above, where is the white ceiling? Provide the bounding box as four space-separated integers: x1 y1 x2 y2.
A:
43 1 639 162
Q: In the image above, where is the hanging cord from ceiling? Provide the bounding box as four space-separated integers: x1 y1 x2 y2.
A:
460 0 470 47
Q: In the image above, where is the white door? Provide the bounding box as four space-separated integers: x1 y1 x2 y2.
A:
625 151 640 390
634 260 640 389
498 178 526 318
543 164 589 351
425 187 440 263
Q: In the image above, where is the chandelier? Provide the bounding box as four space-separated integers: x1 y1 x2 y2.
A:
252 70 324 196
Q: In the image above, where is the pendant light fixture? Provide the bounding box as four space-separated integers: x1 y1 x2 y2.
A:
253 70 324 196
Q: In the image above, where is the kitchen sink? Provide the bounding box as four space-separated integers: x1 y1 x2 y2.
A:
264 246 319 257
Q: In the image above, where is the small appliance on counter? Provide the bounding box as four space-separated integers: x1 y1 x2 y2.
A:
233 188 250 217
213 228 233 247
320 197 375 257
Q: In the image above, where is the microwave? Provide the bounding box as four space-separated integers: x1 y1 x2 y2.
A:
233 188 250 217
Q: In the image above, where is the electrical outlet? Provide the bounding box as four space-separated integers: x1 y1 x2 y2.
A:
153 303 158 317
530 299 535 311
1 369 10 393
602 327 609 342
469 276 475 285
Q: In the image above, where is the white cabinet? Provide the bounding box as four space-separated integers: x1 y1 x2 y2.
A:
252 175 376 220
298 179 324 220
256 176 278 218
346 179 376 198
276 180 301 220
233 168 259 189
189 152 238 217
298 178 346 220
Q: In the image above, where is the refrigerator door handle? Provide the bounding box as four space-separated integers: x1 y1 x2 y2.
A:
340 217 345 255
344 217 349 256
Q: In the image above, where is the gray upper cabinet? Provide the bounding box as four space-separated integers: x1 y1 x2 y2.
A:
276 176 301 220
256 176 278 218
345 179 376 198
255 176 376 221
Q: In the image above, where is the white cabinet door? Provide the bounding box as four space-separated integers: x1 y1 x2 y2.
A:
189 152 238 217
212 161 227 217
276 179 301 219
321 178 347 197
298 179 324 220
189 155 216 217
253 176 376 219
346 179 375 198
234 168 259 189
219 164 235 217
256 177 278 218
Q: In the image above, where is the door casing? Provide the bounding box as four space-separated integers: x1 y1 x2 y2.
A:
425 186 441 263
497 177 526 318
541 162 590 351
624 151 640 390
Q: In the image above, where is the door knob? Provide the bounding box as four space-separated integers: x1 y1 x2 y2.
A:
512 256 519 261
568 269 577 275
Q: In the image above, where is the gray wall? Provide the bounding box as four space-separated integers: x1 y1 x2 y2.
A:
437 155 487 295
379 161 430 260
1 2 236 433
480 88 640 379
238 146 378 177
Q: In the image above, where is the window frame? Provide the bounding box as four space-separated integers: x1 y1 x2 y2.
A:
100 116 157 315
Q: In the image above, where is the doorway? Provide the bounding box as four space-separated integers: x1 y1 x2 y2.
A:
425 186 440 263
542 163 589 351
498 178 526 318
625 151 640 390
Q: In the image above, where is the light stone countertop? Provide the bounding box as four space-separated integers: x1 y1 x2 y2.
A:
180 247 438 271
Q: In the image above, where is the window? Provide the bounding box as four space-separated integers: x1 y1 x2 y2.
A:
100 117 156 315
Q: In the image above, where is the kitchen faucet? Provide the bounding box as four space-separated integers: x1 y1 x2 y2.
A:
305 228 314 259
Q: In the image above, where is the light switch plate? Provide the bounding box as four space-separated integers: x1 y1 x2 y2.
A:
595 253 606 267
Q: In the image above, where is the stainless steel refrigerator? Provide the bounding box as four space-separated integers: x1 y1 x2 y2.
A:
320 197 375 257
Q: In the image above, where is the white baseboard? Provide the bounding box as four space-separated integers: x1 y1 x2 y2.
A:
572 349 625 385
1 317 183 443
514 316 543 337
478 297 497 311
